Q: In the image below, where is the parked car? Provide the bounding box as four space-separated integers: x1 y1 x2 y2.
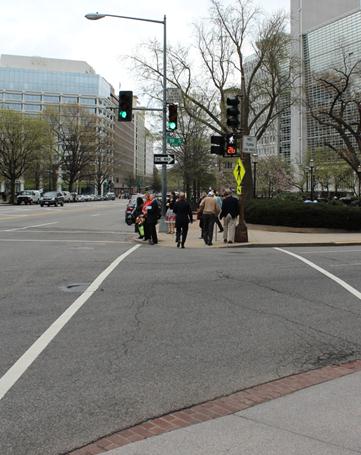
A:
125 194 144 225
16 190 41 205
40 191 65 207
61 191 72 203
105 192 116 200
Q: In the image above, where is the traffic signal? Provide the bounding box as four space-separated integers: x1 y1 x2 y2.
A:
168 104 178 131
226 96 240 129
118 91 133 122
211 135 225 155
225 134 237 156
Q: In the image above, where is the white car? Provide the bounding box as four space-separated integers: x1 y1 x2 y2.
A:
60 191 72 203
16 190 41 205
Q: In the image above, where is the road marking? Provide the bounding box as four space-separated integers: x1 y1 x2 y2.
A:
275 248 361 301
0 238 129 244
0 244 141 401
2 222 58 232
91 214 100 217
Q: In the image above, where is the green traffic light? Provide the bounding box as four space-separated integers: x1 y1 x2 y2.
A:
119 111 127 119
168 121 176 130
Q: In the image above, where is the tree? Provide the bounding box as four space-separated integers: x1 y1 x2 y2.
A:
0 109 51 203
131 0 296 197
44 104 97 192
306 51 361 178
256 155 292 197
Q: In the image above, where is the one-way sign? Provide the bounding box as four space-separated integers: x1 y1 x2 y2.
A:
153 154 175 165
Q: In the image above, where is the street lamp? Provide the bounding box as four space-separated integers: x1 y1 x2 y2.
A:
85 11 168 231
357 164 361 198
252 153 258 198
309 158 314 200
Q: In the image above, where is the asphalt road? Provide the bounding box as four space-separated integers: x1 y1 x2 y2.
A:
1 200 361 455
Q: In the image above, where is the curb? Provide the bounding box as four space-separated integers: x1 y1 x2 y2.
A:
66 359 361 455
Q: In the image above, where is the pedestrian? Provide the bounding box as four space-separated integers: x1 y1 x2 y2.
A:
199 191 220 246
214 191 224 233
132 196 144 239
143 194 159 245
220 189 239 244
165 191 177 235
173 192 193 248
197 192 207 239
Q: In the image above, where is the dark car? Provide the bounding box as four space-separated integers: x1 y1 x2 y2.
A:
125 194 144 225
40 191 65 207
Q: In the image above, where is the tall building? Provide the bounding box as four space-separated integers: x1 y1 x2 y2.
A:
0 54 154 195
290 0 361 165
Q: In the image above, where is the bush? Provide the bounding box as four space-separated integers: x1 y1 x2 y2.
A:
245 199 361 231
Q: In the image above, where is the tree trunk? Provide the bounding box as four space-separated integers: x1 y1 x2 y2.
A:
10 178 16 204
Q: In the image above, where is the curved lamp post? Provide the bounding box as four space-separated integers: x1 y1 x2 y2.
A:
85 12 168 231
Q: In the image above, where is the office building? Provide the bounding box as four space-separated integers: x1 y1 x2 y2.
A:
290 0 361 165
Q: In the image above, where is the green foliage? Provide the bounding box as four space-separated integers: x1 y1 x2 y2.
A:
245 199 361 231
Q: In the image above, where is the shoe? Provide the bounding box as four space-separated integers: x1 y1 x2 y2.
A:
177 242 180 248
138 236 144 239
219 229 224 233
223 239 227 243
208 242 213 246
181 244 185 248
228 241 233 244
149 240 154 245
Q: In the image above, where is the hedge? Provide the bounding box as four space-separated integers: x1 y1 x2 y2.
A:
245 199 361 231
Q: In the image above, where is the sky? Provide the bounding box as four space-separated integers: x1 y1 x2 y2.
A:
1 0 290 94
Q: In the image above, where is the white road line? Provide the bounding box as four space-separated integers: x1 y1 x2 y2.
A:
0 244 141 401
0 238 129 244
275 247 361 301
2 222 58 232
91 214 100 217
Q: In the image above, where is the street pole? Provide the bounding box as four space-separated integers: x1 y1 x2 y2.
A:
310 159 314 201
159 14 168 233
234 74 248 243
252 154 258 198
85 11 168 228
357 165 361 198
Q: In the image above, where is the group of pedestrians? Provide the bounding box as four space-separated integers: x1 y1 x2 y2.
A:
131 189 239 248
198 189 239 246
133 193 160 245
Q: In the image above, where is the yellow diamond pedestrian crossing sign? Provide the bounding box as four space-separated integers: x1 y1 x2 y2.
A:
233 158 245 187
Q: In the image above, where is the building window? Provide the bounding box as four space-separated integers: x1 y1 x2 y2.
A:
4 92 22 101
24 94 41 101
43 95 59 103
62 96 78 104
24 104 41 112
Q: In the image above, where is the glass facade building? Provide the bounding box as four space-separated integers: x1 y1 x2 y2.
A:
303 10 361 153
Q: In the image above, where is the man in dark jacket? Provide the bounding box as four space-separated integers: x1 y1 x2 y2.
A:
220 189 239 244
144 194 159 245
173 192 193 248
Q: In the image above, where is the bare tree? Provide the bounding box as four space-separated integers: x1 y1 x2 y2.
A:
131 0 296 196
44 105 97 192
306 51 361 176
0 109 51 203
93 128 113 195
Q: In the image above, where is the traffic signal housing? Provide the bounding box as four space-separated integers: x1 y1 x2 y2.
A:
118 91 133 122
225 134 237 156
211 135 225 155
226 96 240 129
168 104 178 131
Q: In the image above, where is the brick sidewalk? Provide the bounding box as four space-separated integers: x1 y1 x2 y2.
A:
67 359 361 455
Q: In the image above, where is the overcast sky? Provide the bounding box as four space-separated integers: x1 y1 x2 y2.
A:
1 0 290 93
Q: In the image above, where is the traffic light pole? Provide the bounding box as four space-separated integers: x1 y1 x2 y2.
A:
85 11 168 231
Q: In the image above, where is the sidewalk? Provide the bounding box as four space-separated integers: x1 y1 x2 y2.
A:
156 220 361 248
70 360 361 455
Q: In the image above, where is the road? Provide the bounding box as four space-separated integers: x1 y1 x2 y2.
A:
1 200 361 454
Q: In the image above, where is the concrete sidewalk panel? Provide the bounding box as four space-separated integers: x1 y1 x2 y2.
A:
238 371 361 453
102 413 356 455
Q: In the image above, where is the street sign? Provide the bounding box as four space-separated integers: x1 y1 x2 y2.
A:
154 154 175 165
166 88 181 104
167 136 183 146
243 135 257 154
233 158 245 188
